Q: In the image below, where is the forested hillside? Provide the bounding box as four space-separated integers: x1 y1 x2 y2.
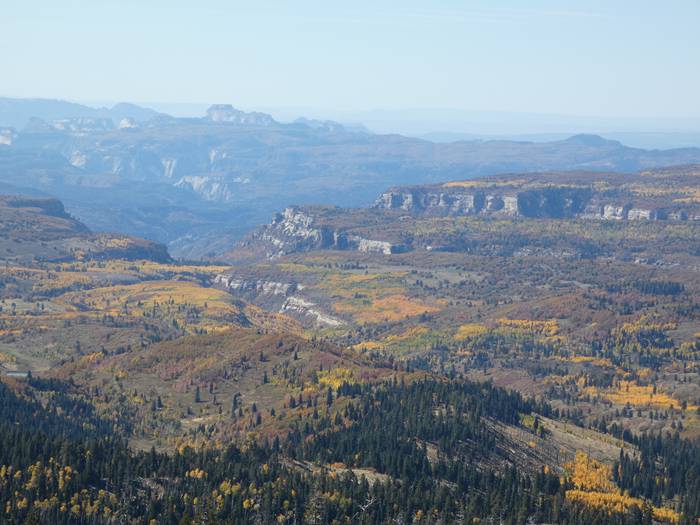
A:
1 165 699 523
2 378 697 524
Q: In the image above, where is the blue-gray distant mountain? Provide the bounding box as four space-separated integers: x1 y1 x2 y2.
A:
1 99 700 258
0 97 161 129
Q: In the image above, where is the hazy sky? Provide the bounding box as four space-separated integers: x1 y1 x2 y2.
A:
3 0 699 118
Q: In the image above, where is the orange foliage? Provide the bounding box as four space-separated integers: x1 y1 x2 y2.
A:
335 294 441 324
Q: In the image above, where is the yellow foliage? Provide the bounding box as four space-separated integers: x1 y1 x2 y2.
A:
81 352 103 365
566 491 678 523
317 367 356 390
0 352 16 363
335 294 441 324
351 340 383 351
58 280 237 316
185 468 207 479
453 323 487 341
565 452 616 492
565 355 613 367
586 380 695 411
352 326 432 351
653 507 681 523
564 452 679 523
497 318 559 337
614 319 676 336
566 490 643 516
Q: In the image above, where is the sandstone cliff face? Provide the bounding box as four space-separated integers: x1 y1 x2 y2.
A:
213 273 344 328
279 296 345 327
0 128 16 146
373 187 593 218
51 117 115 134
213 275 298 297
205 104 277 126
227 171 700 263
238 207 408 259
352 237 395 255
373 185 698 222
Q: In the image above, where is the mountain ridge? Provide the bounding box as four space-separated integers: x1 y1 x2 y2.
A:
3 97 700 257
225 166 700 262
0 194 171 263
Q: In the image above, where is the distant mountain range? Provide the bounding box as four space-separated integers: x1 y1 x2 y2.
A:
0 97 162 129
2 97 700 258
417 131 700 150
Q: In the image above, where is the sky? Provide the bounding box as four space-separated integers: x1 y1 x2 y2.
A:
2 0 700 119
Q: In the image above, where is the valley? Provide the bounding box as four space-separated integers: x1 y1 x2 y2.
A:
1 165 699 523
4 2 700 522
3 98 700 258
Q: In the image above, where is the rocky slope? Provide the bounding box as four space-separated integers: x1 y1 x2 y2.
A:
213 272 345 328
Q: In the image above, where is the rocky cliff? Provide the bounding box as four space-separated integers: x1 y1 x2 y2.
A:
205 104 277 126
212 273 344 328
235 206 410 260
226 169 700 263
373 176 700 221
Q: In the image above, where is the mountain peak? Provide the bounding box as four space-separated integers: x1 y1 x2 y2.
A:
205 104 277 126
563 134 620 147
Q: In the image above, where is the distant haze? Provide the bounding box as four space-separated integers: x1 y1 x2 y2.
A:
3 97 700 150
2 1 700 120
76 103 700 149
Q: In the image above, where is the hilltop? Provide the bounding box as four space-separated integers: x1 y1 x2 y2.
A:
0 194 170 263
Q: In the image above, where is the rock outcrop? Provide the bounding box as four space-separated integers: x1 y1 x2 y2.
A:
0 128 16 146
238 207 409 259
213 272 344 328
51 117 115 134
373 186 594 218
205 104 277 126
373 183 698 222
213 275 299 297
279 296 345 327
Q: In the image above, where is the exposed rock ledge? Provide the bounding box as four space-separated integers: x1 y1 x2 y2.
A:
280 296 345 327
213 274 343 328
240 206 408 259
373 186 699 221
213 275 299 297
